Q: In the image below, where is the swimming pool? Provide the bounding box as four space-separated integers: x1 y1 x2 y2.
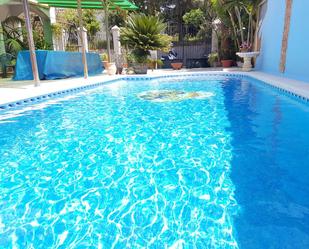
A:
0 74 308 248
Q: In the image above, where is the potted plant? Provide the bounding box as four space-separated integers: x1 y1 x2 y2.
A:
147 58 156 71
171 59 183 70
221 48 233 68
147 59 164 71
156 59 163 69
208 52 219 67
131 49 149 74
239 42 252 52
100 53 109 69
101 53 116 75
120 14 171 74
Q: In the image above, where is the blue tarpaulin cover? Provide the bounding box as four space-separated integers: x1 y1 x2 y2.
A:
14 50 103 80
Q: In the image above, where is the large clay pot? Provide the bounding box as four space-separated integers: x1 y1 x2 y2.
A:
221 60 233 68
107 62 117 75
171 62 183 70
133 64 148 74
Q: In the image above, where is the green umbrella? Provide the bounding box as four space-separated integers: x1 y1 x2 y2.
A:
37 0 137 74
38 0 137 79
23 0 137 84
37 0 138 9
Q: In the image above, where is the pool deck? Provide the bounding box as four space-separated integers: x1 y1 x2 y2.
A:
0 68 309 106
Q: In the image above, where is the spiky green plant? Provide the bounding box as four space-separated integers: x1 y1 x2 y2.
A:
120 14 171 63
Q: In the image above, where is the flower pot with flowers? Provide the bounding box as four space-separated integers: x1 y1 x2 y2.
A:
239 42 252 52
236 42 259 71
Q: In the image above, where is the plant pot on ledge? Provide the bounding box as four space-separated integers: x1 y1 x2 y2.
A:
171 60 183 70
221 59 233 68
107 62 117 75
119 14 172 76
102 61 109 70
116 67 123 75
133 64 148 74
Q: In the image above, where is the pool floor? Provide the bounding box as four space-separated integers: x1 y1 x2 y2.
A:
0 75 308 248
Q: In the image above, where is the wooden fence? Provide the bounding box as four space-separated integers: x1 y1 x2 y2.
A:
157 40 212 68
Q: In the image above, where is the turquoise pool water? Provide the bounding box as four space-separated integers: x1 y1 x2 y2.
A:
0 75 308 248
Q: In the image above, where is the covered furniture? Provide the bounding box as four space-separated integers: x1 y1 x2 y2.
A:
14 50 103 80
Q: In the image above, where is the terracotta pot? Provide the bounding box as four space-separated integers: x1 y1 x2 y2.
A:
171 62 183 70
221 60 233 68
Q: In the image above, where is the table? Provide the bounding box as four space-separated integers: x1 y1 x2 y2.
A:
14 50 103 80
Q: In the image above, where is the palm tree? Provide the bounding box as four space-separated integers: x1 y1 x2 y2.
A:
120 14 171 63
211 0 262 50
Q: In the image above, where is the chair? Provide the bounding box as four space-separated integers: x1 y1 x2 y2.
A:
0 53 15 78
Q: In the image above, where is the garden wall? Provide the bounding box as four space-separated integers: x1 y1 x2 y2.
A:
256 0 309 82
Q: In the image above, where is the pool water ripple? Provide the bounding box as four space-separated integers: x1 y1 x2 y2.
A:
2 75 308 248
0 77 238 248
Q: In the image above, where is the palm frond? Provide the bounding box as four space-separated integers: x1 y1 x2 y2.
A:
120 13 171 57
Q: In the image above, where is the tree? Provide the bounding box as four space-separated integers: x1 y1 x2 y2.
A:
182 5 215 40
120 14 171 63
183 9 205 28
132 0 164 15
56 9 100 48
210 0 262 49
130 0 212 42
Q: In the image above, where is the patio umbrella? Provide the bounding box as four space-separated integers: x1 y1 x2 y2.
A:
36 0 138 79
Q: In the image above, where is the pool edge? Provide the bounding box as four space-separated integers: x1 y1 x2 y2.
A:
0 72 308 111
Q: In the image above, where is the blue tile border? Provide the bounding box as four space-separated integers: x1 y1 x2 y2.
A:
0 72 307 113
243 75 309 103
0 78 121 111
124 73 308 103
